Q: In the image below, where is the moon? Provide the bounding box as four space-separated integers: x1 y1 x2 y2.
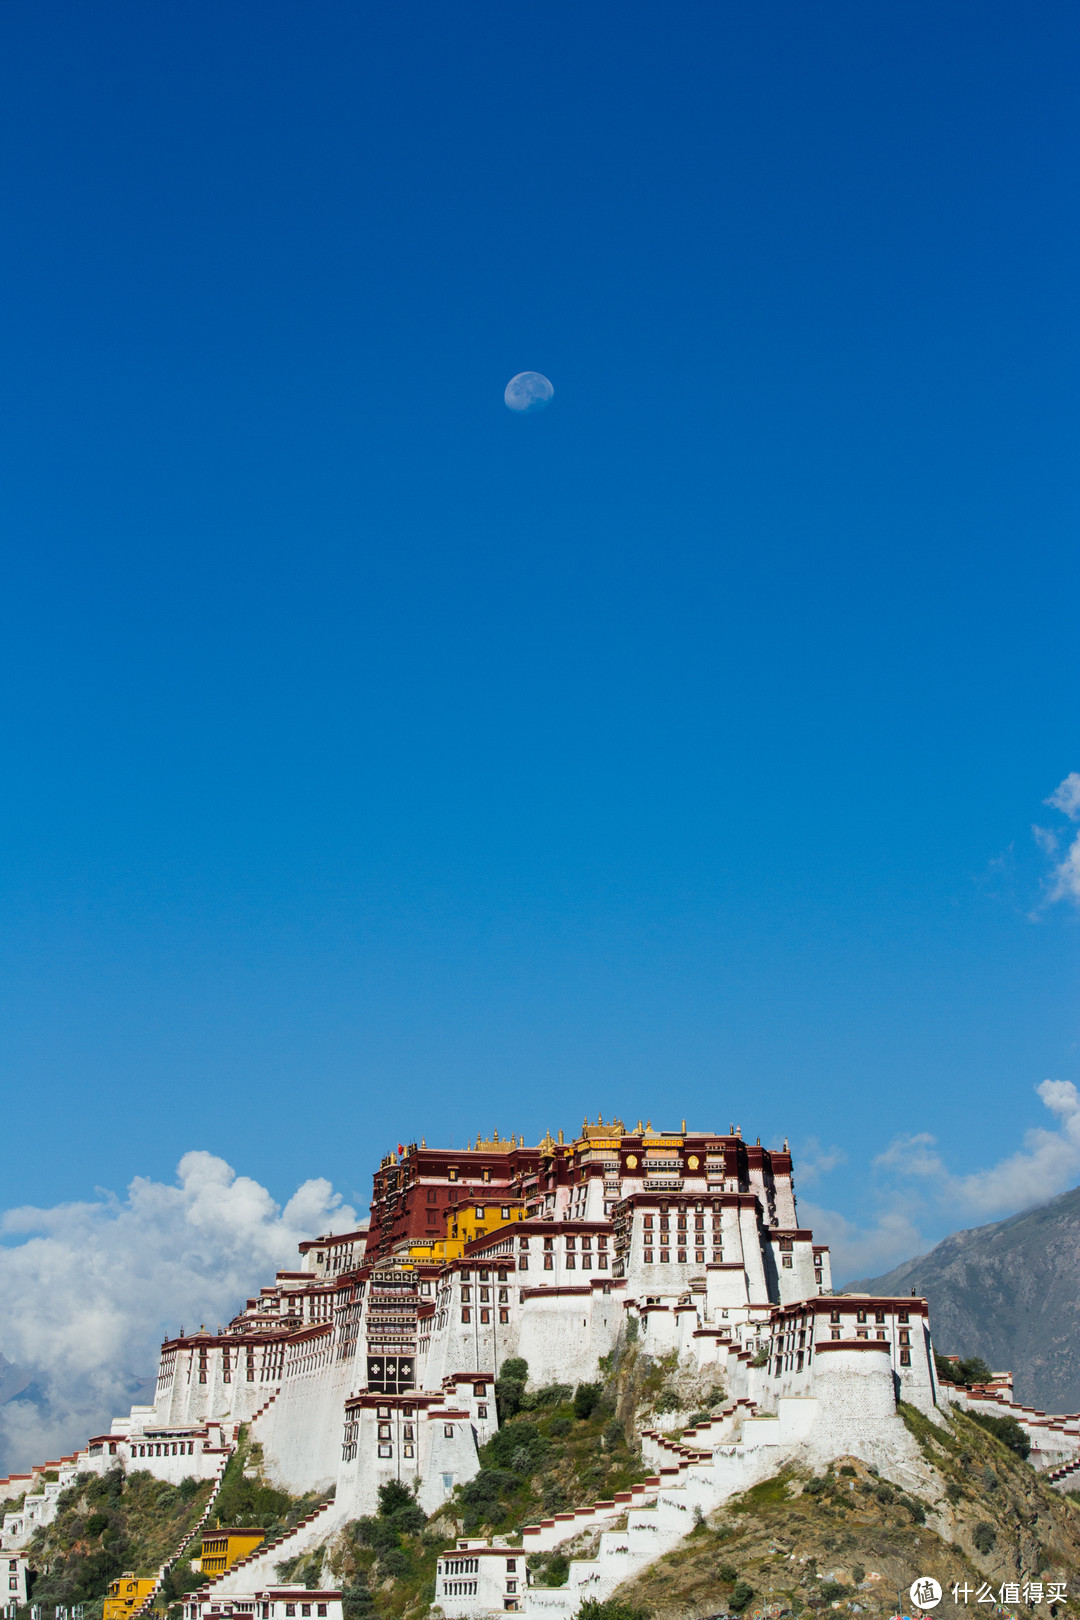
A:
504 371 554 412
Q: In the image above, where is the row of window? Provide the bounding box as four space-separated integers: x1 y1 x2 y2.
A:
641 1248 718 1265
461 1307 510 1323
518 1235 608 1250
132 1441 196 1457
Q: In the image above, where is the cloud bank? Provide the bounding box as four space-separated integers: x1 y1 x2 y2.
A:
1035 771 1080 907
0 1152 358 1477
801 1080 1080 1282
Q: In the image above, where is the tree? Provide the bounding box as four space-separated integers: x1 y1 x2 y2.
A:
573 1383 600 1420
496 1357 529 1421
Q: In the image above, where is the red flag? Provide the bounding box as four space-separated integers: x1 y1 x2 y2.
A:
398 1142 405 1155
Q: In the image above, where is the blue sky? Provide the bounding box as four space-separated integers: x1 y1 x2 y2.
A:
2 2 1079 1286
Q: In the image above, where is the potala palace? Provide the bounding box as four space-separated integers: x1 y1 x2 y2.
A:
5 1118 1080 1620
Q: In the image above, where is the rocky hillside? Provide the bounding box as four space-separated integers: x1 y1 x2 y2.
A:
610 1403 1080 1620
850 1184 1080 1413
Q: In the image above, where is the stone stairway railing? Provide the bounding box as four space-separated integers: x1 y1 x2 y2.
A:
248 1390 282 1430
131 1450 232 1617
522 1449 731 1619
1046 1457 1080 1491
520 1479 661 1555
194 1496 341 1597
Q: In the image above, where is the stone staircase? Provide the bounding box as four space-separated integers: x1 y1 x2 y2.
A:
1046 1457 1080 1492
196 1496 343 1597
518 1403 783 1620
248 1390 282 1431
131 1450 233 1617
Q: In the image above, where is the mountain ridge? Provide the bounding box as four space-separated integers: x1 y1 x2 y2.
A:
850 1182 1080 1412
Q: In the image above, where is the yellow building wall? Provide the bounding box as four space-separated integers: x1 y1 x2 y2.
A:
104 1576 157 1620
197 1527 266 1575
408 1201 524 1264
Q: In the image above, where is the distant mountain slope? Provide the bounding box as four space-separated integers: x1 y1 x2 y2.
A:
850 1183 1080 1414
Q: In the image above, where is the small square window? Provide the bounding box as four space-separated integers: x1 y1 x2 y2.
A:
477 1403 488 1418
900 1349 911 1366
644 1249 654 1263
444 1424 455 1438
782 1256 793 1269
462 1307 471 1322
475 1382 486 1395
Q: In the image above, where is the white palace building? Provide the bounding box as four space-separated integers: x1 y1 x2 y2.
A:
5 1119 1073 1620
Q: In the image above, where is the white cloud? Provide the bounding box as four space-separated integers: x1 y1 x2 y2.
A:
797 1198 927 1281
1046 773 1080 822
794 1137 848 1186
871 1132 945 1179
812 1081 1080 1283
1035 773 1080 909
0 1152 358 1476
1046 834 1080 907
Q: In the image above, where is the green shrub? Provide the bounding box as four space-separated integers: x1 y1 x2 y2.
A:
542 1553 569 1587
819 1583 847 1603
803 1478 827 1496
547 1414 572 1438
496 1357 530 1421
341 1582 374 1620
574 1383 601 1420
717 1563 738 1583
530 1384 573 1408
935 1352 994 1388
653 1389 681 1414
603 1419 625 1449
575 1601 651 1620
969 1411 1031 1459
973 1522 996 1554
377 1547 410 1579
839 1465 855 1477
376 1481 414 1517
730 1579 754 1612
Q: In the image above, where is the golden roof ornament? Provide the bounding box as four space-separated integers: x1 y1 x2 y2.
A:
578 1114 626 1140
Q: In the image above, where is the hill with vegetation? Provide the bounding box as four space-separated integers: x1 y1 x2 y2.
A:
17 1342 1080 1620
